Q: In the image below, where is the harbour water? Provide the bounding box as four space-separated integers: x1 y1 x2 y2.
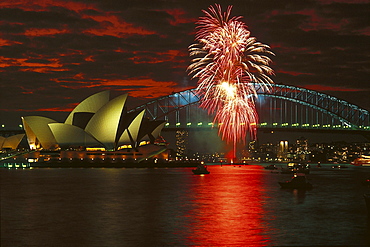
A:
1 163 370 246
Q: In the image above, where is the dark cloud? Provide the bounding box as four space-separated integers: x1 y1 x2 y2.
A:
0 0 369 129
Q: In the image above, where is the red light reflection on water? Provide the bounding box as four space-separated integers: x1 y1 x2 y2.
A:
185 165 270 246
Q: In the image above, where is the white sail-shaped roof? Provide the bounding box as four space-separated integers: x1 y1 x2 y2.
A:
49 123 103 148
140 134 150 141
64 90 110 125
85 94 128 150
117 110 145 147
0 136 6 149
20 91 167 153
151 122 166 139
22 116 58 149
118 130 131 144
1 134 25 150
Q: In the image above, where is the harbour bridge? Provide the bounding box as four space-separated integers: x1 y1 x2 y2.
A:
130 83 370 139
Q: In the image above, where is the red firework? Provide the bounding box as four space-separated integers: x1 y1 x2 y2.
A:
188 4 274 148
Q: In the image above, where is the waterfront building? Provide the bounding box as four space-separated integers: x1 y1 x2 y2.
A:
0 134 25 150
296 136 309 160
277 140 289 161
176 130 188 159
20 91 167 162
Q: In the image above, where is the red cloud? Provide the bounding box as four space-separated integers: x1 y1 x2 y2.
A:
50 76 182 99
0 56 69 73
83 15 156 37
296 9 349 32
317 0 369 4
0 38 22 46
34 107 72 112
1 1 156 38
270 43 321 54
129 50 187 64
25 28 69 37
266 8 349 32
276 70 314 76
100 78 178 98
0 0 99 13
163 8 197 25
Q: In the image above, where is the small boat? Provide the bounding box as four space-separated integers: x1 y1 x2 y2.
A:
279 173 312 190
281 162 310 174
264 164 278 170
351 155 370 167
331 165 348 169
192 162 210 175
363 177 370 186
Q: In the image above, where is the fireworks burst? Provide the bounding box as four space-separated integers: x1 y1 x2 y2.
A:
188 4 275 150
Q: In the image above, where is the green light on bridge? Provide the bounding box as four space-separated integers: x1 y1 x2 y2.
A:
162 122 367 130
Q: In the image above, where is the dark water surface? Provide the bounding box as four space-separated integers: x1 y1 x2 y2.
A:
1 164 370 246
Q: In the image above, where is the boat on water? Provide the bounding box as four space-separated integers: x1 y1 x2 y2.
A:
279 173 313 190
281 162 310 174
363 177 370 186
192 162 210 175
351 155 370 167
331 165 349 169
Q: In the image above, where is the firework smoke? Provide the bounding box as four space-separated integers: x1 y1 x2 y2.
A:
188 4 274 151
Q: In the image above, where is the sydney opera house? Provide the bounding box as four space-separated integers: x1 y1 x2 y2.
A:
20 91 168 164
0 134 25 150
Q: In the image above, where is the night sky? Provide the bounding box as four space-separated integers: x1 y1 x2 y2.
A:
1 0 369 129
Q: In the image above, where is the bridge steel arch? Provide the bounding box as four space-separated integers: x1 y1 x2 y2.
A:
130 83 369 132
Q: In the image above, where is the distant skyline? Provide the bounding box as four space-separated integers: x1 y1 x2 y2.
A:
1 0 369 129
